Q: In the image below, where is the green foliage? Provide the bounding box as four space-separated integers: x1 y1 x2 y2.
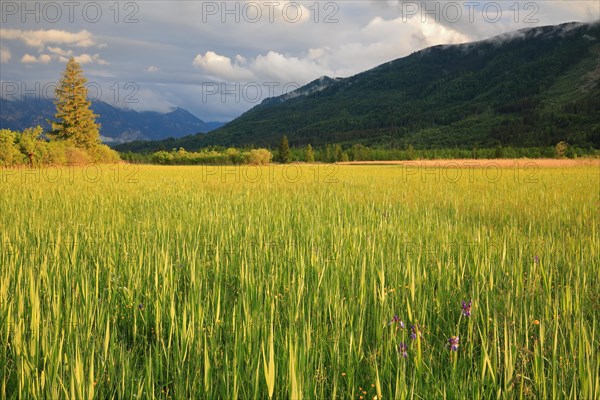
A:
278 135 291 163
87 144 121 163
305 144 315 163
334 144 343 162
0 129 23 166
50 58 101 149
147 147 273 165
0 126 120 166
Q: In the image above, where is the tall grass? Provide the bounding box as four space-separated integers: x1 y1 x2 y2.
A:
1 163 598 399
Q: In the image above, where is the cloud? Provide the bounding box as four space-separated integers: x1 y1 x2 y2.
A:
0 29 96 49
193 49 334 84
74 54 108 65
191 16 470 85
0 47 11 63
21 53 52 64
252 51 332 82
47 47 73 57
146 66 159 73
56 53 108 65
193 51 255 80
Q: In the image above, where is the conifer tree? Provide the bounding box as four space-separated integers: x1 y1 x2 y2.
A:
279 135 291 163
305 144 315 163
51 58 100 148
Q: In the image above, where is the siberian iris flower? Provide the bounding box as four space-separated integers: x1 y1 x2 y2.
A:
448 336 460 351
397 342 408 358
462 300 472 317
410 325 420 340
388 315 405 332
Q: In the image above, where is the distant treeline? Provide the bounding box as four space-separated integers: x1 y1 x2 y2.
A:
119 142 598 165
120 147 273 165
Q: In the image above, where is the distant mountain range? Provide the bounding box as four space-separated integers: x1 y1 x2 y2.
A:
116 21 600 153
0 97 224 143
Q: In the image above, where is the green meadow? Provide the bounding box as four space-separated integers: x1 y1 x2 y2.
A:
1 163 598 399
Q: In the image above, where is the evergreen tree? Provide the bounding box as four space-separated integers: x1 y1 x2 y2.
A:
305 144 315 163
51 58 100 148
279 135 291 163
334 144 343 162
325 144 334 163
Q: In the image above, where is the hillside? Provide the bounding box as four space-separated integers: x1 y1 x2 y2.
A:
0 98 224 143
117 21 600 153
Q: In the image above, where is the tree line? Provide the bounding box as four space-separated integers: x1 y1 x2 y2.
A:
119 136 597 165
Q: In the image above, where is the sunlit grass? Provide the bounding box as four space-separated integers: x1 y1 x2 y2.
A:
1 163 598 399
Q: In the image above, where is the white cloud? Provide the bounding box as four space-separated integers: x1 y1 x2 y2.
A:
191 17 470 85
192 51 255 80
252 51 331 82
74 54 108 65
146 66 159 72
0 47 11 63
21 53 52 64
56 54 108 65
0 29 96 49
47 47 73 57
193 49 332 84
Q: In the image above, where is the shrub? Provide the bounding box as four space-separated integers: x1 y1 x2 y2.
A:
247 149 273 165
152 151 174 164
87 144 121 163
0 129 23 166
65 146 92 165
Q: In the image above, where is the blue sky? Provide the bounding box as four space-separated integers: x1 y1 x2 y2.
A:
1 1 598 122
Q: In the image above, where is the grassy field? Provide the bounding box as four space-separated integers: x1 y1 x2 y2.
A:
1 162 598 399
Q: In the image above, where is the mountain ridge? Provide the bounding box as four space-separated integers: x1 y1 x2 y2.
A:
0 97 224 143
116 21 599 152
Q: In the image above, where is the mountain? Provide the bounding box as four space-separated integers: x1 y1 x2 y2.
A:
0 97 224 143
117 21 600 153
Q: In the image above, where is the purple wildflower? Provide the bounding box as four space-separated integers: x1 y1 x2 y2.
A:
448 336 460 351
138 303 144 310
388 316 405 335
534 255 540 264
462 300 472 317
410 325 419 340
397 342 408 358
